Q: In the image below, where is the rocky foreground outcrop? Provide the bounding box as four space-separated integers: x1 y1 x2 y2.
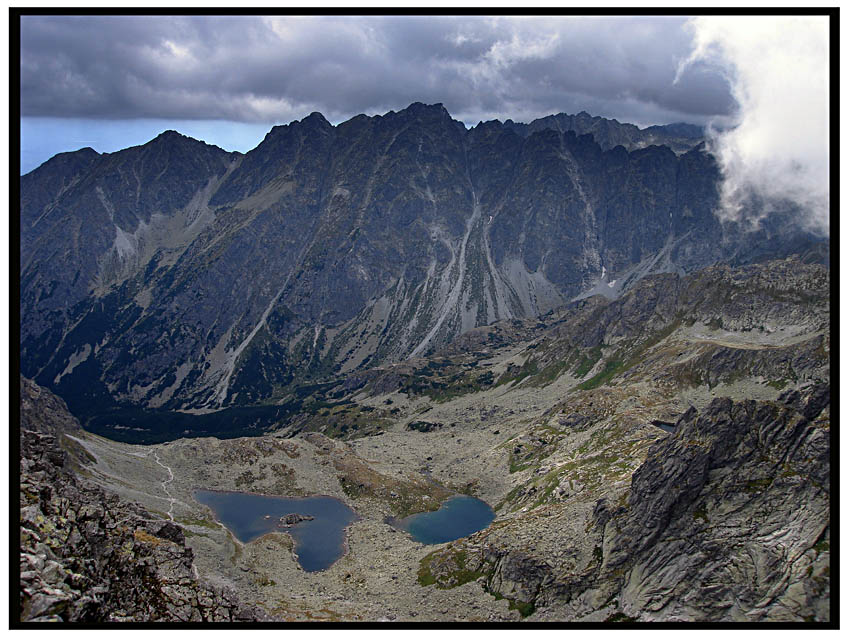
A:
594 384 831 621
420 384 831 622
19 429 270 622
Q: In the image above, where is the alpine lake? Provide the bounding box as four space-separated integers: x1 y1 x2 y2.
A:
195 490 495 571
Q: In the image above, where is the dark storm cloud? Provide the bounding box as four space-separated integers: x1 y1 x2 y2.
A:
20 15 735 127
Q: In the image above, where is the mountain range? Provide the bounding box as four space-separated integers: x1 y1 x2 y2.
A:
20 102 825 432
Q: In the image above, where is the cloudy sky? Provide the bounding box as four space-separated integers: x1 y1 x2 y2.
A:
19 14 738 173
18 13 831 236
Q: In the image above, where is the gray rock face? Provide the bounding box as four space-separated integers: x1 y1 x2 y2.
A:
18 427 270 623
278 513 314 527
428 385 831 622
20 375 81 435
599 385 831 621
19 103 826 420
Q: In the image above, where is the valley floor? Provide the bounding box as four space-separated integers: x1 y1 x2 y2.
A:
24 258 831 623
64 340 822 622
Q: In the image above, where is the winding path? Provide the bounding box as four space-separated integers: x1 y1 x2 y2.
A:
65 434 180 521
151 449 177 521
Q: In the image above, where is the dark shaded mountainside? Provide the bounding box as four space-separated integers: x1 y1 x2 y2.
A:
20 102 826 436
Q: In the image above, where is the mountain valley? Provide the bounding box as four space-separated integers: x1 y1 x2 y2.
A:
19 248 831 621
18 104 831 623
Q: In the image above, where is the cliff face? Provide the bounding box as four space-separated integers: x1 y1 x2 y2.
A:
17 387 268 623
418 385 831 622
598 386 831 622
20 104 822 420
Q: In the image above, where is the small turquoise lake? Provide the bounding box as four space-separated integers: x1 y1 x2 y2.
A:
394 495 495 544
194 490 358 572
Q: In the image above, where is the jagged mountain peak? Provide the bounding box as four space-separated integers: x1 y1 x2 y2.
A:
140 129 236 155
299 110 332 128
399 101 451 117
21 145 101 178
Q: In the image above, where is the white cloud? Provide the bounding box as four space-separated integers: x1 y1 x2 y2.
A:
678 16 830 236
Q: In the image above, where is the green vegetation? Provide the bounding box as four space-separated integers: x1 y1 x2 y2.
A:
744 477 772 493
491 592 536 617
296 402 392 439
176 516 222 530
82 401 306 444
533 474 561 508
495 357 539 387
578 359 624 390
398 364 495 403
416 563 437 587
510 600 536 617
495 485 524 511
574 346 603 378
335 454 451 517
527 360 569 387
417 547 488 589
576 321 682 391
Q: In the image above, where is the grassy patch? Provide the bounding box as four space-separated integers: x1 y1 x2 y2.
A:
295 402 392 439
578 359 624 390
491 591 536 618
577 321 681 391
417 552 438 586
133 529 177 546
527 360 569 387
417 547 489 589
574 346 603 378
335 454 452 517
495 357 539 387
743 477 772 493
496 485 524 511
510 600 536 618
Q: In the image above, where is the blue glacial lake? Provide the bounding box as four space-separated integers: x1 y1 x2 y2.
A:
394 495 495 544
194 490 358 572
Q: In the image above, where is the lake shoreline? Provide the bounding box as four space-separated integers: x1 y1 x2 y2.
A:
388 494 495 545
193 488 360 572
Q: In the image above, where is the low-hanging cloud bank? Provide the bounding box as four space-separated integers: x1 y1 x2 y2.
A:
677 16 830 237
